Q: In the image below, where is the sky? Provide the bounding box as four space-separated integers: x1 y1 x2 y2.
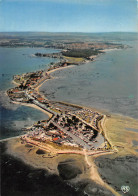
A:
0 0 137 32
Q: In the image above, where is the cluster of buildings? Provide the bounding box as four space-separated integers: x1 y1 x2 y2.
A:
21 109 104 151
72 109 103 130
7 70 51 103
14 70 51 89
7 88 28 102
14 71 42 85
22 120 79 148
27 90 49 105
47 61 71 72
7 57 108 152
52 113 99 149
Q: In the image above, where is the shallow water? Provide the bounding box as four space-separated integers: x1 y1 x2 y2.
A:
0 47 59 139
0 33 138 196
40 40 138 119
132 140 138 147
0 47 59 91
95 155 138 196
126 128 138 133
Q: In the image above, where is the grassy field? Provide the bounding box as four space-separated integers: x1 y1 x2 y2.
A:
63 56 84 63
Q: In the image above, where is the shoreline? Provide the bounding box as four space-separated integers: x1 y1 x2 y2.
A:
9 70 135 151
4 137 120 196
12 100 53 118
35 64 107 115
1 35 137 196
5 49 138 152
5 58 113 154
35 65 75 93
6 50 138 153
4 49 138 196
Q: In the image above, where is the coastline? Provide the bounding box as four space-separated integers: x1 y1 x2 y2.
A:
35 65 75 95
6 50 138 156
4 136 120 196
35 64 106 115
3 46 138 196
12 101 53 118
35 63 138 156
102 113 138 156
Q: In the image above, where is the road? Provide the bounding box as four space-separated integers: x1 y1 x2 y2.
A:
25 91 104 149
51 120 91 150
25 91 57 116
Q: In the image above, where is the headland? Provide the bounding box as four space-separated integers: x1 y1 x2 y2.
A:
2 39 137 196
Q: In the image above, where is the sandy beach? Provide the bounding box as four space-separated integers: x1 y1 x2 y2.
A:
48 65 75 75
4 47 138 196
6 137 86 174
4 98 138 196
11 101 52 118
5 136 118 195
102 114 138 156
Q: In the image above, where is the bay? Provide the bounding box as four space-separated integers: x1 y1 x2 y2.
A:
0 47 59 139
40 39 138 119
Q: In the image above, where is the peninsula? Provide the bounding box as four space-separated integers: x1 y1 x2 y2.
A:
6 40 122 156
7 58 112 155
3 36 136 196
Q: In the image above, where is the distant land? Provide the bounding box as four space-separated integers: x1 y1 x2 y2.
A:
0 32 137 48
0 32 138 196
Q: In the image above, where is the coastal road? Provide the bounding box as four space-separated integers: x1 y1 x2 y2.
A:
33 100 57 115
25 91 57 116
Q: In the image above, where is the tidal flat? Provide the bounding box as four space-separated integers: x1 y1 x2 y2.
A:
95 114 138 196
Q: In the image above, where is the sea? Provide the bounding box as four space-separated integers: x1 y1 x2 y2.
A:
40 38 138 119
0 47 59 139
0 33 138 196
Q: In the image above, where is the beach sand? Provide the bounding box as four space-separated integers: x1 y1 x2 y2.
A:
94 114 138 196
48 65 75 75
6 137 86 175
5 133 121 195
5 55 138 195
12 101 52 118
102 114 138 156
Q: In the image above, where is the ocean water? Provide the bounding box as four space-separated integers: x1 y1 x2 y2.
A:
0 35 138 141
0 47 59 139
40 40 138 119
0 47 60 90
